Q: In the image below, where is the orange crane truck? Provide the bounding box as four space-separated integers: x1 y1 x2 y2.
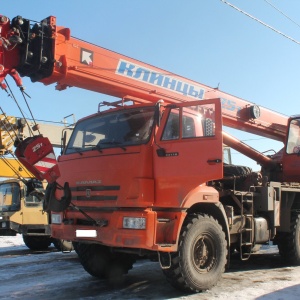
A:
1 14 300 292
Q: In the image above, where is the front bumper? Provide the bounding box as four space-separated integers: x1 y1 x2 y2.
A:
0 220 51 236
51 209 187 252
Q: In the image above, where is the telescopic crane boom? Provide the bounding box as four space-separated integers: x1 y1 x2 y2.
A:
0 14 292 180
0 15 287 142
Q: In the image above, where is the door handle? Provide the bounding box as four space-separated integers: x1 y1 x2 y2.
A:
207 159 222 164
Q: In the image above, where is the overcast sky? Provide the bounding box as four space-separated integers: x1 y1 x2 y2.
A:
2 1 300 169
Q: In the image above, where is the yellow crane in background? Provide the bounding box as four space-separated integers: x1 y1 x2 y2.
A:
0 113 73 251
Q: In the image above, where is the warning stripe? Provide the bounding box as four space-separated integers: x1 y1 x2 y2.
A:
42 152 56 160
33 153 57 174
38 156 57 164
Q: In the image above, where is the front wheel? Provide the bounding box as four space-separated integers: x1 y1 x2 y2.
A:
76 243 110 278
76 243 136 281
163 214 227 293
22 235 52 250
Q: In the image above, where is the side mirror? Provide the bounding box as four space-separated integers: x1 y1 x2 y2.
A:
61 130 67 154
155 100 164 127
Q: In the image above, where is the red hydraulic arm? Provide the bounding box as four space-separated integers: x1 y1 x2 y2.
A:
0 14 287 143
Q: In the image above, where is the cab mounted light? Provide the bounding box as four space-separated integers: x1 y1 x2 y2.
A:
11 15 24 26
249 104 260 119
0 16 8 24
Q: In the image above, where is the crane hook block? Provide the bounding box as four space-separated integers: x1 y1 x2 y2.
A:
15 135 60 183
43 181 71 213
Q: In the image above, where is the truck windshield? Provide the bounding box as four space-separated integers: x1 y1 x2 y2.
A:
0 182 21 212
65 107 155 154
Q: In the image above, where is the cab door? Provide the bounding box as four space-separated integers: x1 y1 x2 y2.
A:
153 99 223 207
282 116 300 182
22 192 48 226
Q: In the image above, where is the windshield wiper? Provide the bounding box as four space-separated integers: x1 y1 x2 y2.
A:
100 140 127 151
90 144 103 153
68 147 83 155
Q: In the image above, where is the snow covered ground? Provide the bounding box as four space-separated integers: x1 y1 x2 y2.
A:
0 234 25 250
1 235 300 299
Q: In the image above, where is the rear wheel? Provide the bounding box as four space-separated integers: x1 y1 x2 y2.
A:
277 214 300 264
163 214 227 293
22 235 52 250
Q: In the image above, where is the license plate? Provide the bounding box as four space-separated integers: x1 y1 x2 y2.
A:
76 230 97 238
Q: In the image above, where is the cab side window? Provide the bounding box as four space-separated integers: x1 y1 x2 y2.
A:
162 109 179 140
162 104 216 141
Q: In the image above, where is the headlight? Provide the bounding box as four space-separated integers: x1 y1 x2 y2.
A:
51 213 62 224
123 217 146 229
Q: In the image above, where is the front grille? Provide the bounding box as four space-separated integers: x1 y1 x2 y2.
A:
75 195 117 201
70 185 120 201
70 186 120 192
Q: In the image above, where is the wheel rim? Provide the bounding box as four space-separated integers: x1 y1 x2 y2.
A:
192 234 216 273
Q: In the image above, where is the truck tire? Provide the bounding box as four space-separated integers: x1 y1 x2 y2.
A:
76 243 136 281
72 241 79 254
106 253 136 285
223 164 252 177
52 239 74 252
163 214 227 292
76 243 110 278
22 235 52 250
277 214 300 264
222 164 252 190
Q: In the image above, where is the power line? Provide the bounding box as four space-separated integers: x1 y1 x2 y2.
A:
220 0 300 46
264 0 300 29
